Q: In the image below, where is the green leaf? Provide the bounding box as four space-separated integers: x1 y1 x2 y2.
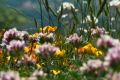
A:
58 5 63 21
34 18 39 32
87 0 92 7
71 7 79 24
97 0 107 17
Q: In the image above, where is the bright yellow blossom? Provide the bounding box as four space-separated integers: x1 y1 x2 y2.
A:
40 26 57 33
7 56 11 62
36 63 41 70
83 43 93 53
24 47 29 53
55 50 65 57
77 43 103 56
51 70 61 75
40 26 48 33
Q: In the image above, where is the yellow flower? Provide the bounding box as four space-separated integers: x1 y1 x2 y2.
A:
91 47 97 53
79 43 103 56
77 48 85 54
40 26 57 33
24 47 30 53
98 50 103 55
47 26 57 32
36 63 41 70
55 50 65 57
35 44 40 49
51 70 61 75
95 50 103 56
40 26 48 33
83 43 93 53
7 56 11 61
32 33 39 37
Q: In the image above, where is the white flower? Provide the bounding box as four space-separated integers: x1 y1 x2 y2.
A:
83 15 98 24
109 0 120 7
57 2 78 13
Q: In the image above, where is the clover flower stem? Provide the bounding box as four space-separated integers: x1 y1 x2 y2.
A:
29 41 34 56
46 55 51 74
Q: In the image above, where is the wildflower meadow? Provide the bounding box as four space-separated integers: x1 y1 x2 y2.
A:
0 0 120 80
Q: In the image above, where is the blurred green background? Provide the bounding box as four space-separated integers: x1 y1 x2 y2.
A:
0 0 120 36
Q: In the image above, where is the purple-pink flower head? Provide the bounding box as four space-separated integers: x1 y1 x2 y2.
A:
38 32 54 44
39 33 54 39
6 40 25 52
90 26 106 37
80 59 103 73
35 43 60 57
97 35 120 48
105 46 120 65
0 71 20 80
2 28 28 45
66 33 82 44
105 72 120 80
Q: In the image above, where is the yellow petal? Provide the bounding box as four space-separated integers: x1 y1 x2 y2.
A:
52 70 61 75
7 56 11 61
36 63 41 70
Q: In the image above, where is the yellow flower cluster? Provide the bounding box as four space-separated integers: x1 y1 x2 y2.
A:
54 50 65 57
40 26 57 33
78 43 103 56
24 43 39 54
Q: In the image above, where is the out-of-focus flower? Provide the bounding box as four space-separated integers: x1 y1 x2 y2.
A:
23 54 39 63
90 26 106 37
24 42 40 54
6 40 25 52
32 70 47 77
7 56 11 62
57 2 78 14
51 70 61 75
0 71 20 80
40 26 57 33
80 59 104 73
78 28 88 33
77 47 85 54
57 1 78 24
2 28 28 45
109 0 120 7
83 43 93 53
23 1 33 9
104 46 120 66
35 43 60 57
77 43 103 56
105 72 120 80
83 15 98 24
54 50 65 57
66 33 82 45
38 32 54 44
69 65 77 70
6 40 25 57
29 33 39 40
47 26 57 32
57 2 78 32
97 35 120 48
36 63 41 70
